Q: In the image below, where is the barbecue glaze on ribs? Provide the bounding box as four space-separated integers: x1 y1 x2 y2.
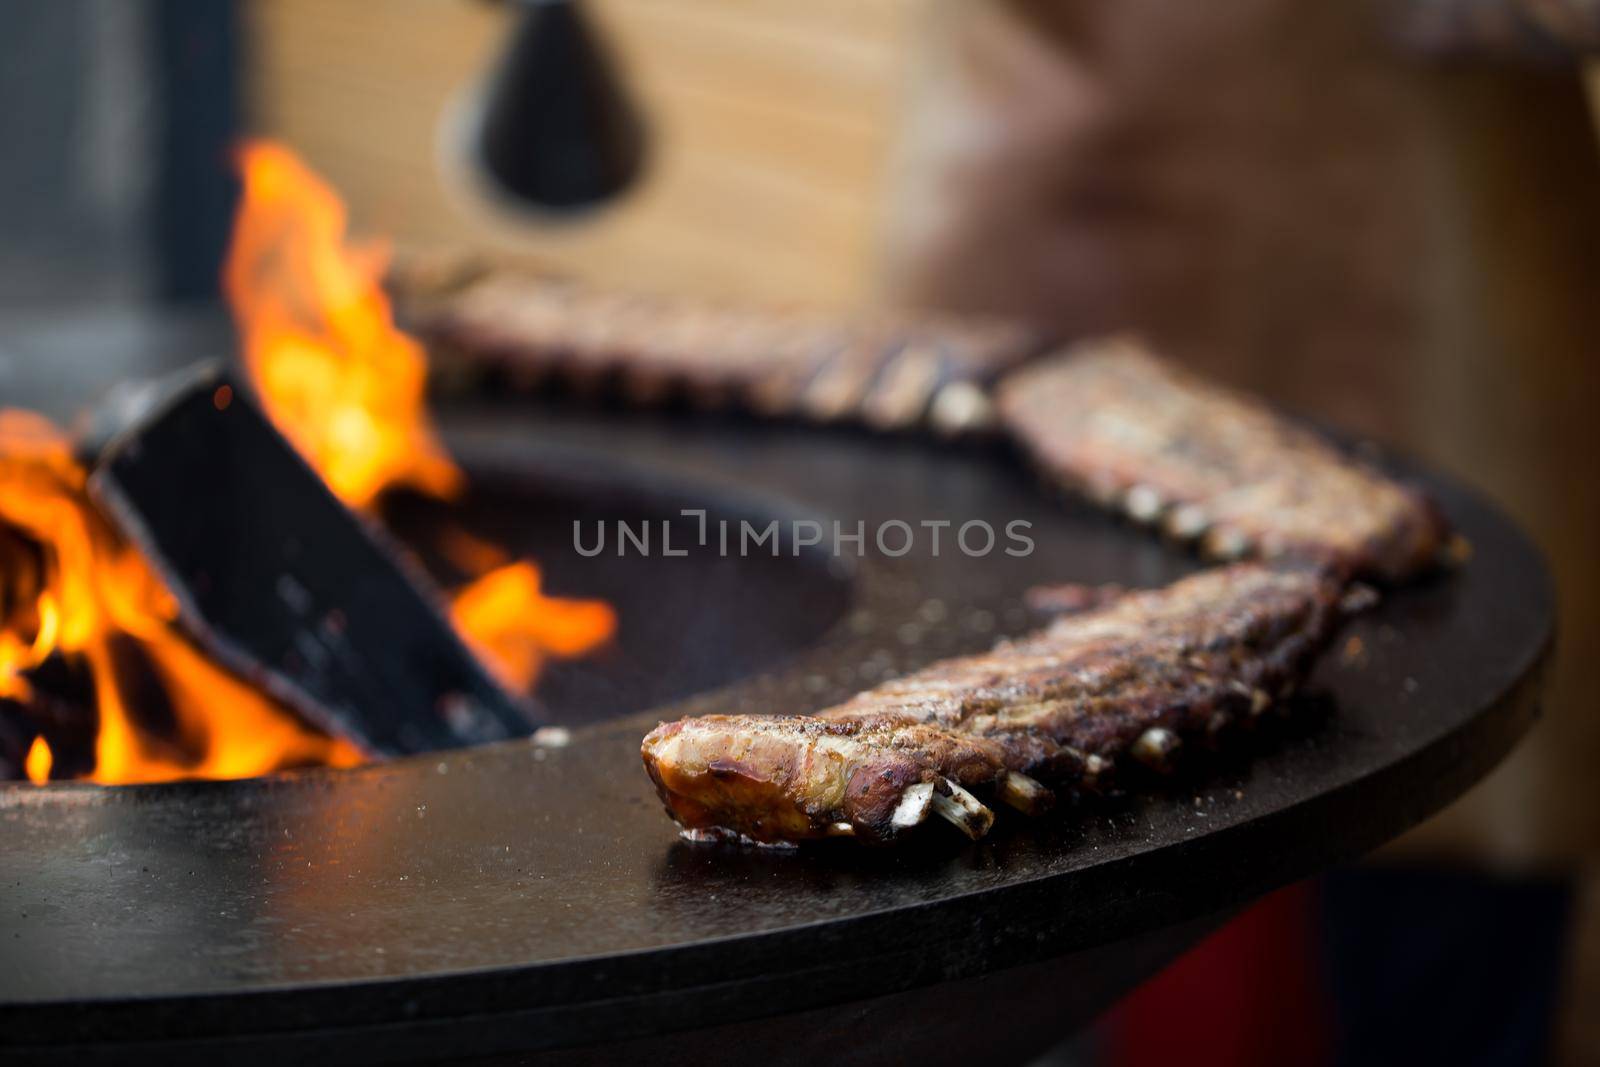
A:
998 337 1449 582
642 563 1347 845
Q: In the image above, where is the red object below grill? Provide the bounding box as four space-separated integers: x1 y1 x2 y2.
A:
1101 882 1331 1067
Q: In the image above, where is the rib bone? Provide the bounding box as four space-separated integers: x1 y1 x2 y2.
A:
932 780 994 839
1131 727 1181 771
890 782 937 829
998 771 1054 815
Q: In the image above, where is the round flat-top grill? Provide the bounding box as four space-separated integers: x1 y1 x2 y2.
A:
0 395 1553 1065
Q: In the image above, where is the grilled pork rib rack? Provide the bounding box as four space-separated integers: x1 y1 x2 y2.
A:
998 338 1450 582
642 564 1349 845
412 273 1050 434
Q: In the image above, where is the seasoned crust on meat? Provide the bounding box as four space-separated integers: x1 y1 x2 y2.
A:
997 337 1448 581
642 716 1010 844
642 563 1346 844
413 273 1048 433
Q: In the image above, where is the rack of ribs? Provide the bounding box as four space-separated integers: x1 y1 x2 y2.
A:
409 272 1050 435
642 563 1349 845
997 337 1449 582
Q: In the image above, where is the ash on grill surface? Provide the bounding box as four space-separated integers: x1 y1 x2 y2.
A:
998 337 1450 582
408 272 1051 435
643 562 1347 845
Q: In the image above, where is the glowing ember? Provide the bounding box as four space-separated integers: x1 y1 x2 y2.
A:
24 735 51 784
225 140 615 693
0 410 363 783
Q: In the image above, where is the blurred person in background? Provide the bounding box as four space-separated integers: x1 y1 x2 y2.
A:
883 2 1600 1064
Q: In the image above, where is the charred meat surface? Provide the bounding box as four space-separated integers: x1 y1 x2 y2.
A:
642 716 1006 845
642 563 1347 844
411 273 1049 434
998 337 1448 581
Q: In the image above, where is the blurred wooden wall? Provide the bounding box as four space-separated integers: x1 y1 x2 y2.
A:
243 0 925 309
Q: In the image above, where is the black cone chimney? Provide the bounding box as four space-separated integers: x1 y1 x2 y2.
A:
471 0 646 213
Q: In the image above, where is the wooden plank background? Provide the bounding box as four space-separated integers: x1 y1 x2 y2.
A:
243 0 924 309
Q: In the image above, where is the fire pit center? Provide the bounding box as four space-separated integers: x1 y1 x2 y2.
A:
384 423 856 729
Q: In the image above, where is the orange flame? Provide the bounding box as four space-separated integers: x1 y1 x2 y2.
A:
224 140 615 692
0 141 614 786
224 140 460 511
450 563 616 692
0 411 363 783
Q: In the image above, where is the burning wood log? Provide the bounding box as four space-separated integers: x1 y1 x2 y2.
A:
0 405 361 782
88 365 538 757
0 653 98 781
